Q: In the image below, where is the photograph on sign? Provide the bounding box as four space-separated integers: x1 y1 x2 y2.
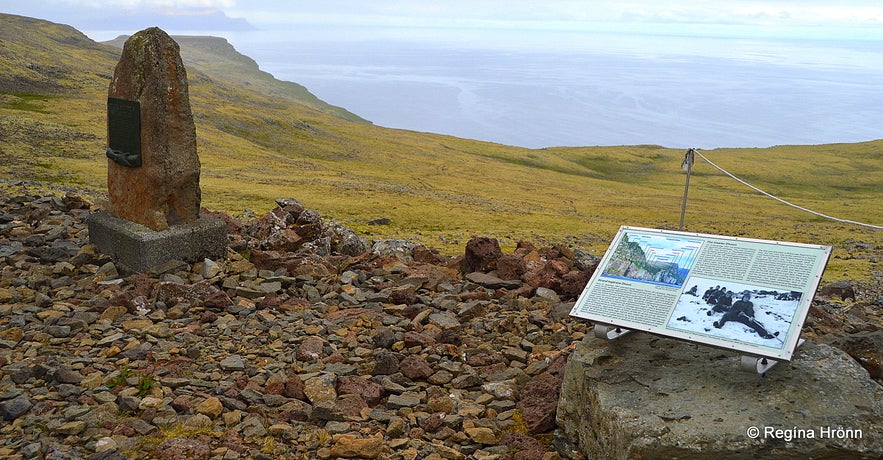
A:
668 277 801 348
570 226 830 361
600 231 702 288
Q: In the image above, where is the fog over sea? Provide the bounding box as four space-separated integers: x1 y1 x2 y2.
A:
101 27 883 149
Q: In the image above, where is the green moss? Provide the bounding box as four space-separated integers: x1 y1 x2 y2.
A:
0 92 55 113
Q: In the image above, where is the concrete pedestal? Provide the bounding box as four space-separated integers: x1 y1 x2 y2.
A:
87 210 226 274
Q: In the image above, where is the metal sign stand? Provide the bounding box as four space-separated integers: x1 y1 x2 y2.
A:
594 322 804 376
594 323 631 340
739 338 805 375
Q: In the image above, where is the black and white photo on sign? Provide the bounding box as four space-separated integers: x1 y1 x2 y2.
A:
667 277 803 349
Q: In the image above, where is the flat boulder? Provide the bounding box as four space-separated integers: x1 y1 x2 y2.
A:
557 332 883 459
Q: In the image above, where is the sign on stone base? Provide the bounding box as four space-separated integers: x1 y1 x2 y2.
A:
570 226 830 362
87 210 226 274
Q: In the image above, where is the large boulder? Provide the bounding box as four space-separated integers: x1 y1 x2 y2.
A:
557 332 883 459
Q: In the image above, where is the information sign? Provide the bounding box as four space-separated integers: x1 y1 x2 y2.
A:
570 226 830 361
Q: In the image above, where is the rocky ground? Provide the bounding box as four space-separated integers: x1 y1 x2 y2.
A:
1 184 880 460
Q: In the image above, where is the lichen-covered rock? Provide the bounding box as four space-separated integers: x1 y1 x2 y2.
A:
557 333 883 459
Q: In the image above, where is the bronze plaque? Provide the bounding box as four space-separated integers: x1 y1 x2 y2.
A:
106 97 142 167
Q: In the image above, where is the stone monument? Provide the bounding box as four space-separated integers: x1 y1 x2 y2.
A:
88 27 226 273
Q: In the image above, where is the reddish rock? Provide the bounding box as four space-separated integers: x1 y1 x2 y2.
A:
516 373 562 434
558 269 592 299
153 437 210 460
152 281 192 305
496 253 526 280
170 395 193 413
200 208 243 234
422 412 446 433
106 27 201 231
466 353 506 367
94 291 137 314
246 211 285 241
549 259 570 276
296 336 325 361
263 375 286 396
403 331 435 348
294 210 323 240
337 376 384 406
284 375 306 400
389 286 416 305
499 432 548 460
257 292 282 309
465 236 502 272
400 355 434 380
275 198 305 220
412 245 446 264
263 228 303 252
515 240 537 253
523 263 562 292
201 290 233 310
129 273 156 297
336 394 369 418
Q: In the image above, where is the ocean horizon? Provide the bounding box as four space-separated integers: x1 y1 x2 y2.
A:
90 27 883 150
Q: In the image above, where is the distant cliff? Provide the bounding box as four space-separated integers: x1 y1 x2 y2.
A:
604 234 683 285
103 34 368 124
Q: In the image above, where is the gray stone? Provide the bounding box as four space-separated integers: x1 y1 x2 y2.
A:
386 394 422 409
371 239 417 260
219 355 245 371
0 395 32 421
465 272 522 290
557 333 883 459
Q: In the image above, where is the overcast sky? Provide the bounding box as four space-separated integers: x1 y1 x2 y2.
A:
3 0 883 41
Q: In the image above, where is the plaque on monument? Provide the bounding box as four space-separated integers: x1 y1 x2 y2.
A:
106 97 142 167
570 226 831 362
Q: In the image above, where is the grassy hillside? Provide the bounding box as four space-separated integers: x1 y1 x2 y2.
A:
1 13 880 282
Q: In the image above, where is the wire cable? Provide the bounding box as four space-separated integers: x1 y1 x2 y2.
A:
691 149 882 230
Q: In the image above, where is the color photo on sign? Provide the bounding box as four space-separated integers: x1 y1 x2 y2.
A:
570 226 830 361
600 231 702 288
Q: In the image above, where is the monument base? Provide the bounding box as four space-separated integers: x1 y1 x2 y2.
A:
87 210 227 274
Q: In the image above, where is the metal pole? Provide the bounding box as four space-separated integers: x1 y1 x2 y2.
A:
679 148 695 231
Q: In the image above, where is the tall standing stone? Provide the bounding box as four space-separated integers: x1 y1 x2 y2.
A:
88 27 225 274
107 27 200 231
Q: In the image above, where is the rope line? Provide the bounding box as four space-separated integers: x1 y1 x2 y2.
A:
691 149 882 230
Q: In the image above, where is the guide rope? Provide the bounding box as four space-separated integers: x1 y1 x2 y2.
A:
690 149 882 230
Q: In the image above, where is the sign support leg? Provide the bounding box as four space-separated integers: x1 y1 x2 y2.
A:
594 323 631 340
739 338 805 375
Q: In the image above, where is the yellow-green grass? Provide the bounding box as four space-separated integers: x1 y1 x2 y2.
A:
2 13 880 284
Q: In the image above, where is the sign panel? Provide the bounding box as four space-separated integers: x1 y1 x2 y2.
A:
570 226 830 361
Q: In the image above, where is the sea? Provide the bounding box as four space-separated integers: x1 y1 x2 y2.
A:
91 26 883 150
